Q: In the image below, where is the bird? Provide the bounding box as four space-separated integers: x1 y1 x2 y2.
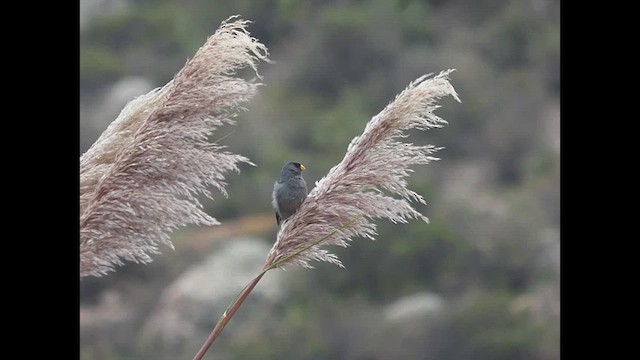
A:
272 161 308 226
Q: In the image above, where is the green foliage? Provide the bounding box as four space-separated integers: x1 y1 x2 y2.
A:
312 217 473 301
428 292 546 360
80 46 125 88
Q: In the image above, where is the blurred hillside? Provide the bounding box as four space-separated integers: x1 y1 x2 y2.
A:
80 0 559 359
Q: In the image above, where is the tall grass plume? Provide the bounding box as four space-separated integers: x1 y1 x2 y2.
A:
265 69 460 269
194 70 460 359
80 16 269 278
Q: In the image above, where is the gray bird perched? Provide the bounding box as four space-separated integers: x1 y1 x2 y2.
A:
272 161 308 226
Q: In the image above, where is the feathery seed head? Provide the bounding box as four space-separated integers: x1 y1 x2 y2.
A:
80 17 269 278
265 70 460 270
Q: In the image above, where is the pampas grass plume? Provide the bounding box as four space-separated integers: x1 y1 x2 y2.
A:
194 70 460 359
265 70 460 269
80 16 269 278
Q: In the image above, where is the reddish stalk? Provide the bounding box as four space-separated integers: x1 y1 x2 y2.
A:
193 219 361 359
193 271 266 360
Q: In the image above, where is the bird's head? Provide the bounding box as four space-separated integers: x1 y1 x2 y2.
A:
282 161 306 177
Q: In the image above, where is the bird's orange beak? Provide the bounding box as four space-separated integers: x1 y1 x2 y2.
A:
300 164 306 171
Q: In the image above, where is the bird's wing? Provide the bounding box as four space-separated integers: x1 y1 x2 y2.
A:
272 180 282 210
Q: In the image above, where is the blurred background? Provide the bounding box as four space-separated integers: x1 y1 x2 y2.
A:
80 0 559 359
